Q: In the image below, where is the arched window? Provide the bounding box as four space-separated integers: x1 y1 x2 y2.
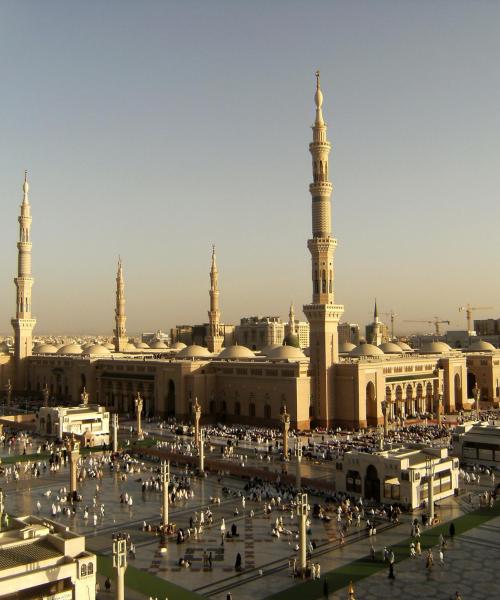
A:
329 270 332 293
80 564 87 577
322 270 326 293
88 562 94 575
249 403 256 417
234 402 241 416
264 404 271 419
209 400 216 415
314 270 319 294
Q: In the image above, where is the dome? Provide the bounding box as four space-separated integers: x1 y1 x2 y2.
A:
104 342 115 351
218 345 255 359
0 342 10 354
339 342 356 354
83 344 111 356
170 342 187 350
378 342 404 354
57 343 83 355
177 344 212 358
283 332 300 348
419 341 452 354
468 340 496 352
260 344 282 356
135 342 150 349
150 340 168 349
395 341 413 351
81 343 94 351
267 345 305 360
123 343 138 352
36 344 58 354
349 343 385 358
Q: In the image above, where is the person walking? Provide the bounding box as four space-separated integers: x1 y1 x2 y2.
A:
449 522 456 539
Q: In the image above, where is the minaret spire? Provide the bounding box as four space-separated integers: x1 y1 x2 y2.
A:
113 256 128 352
374 298 379 322
303 73 344 428
12 171 37 386
289 302 296 335
206 244 224 354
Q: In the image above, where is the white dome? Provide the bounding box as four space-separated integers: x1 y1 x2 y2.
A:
260 344 282 356
135 342 150 349
468 340 496 352
104 342 115 350
123 343 138 352
81 343 95 350
339 342 356 354
349 344 385 358
36 344 58 354
395 341 413 351
267 345 305 360
0 342 10 354
378 342 404 354
57 343 83 355
170 342 187 351
420 341 452 354
83 344 111 356
177 344 212 358
150 340 168 349
218 345 255 359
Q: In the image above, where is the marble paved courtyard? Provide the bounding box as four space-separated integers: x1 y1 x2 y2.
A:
1 439 498 599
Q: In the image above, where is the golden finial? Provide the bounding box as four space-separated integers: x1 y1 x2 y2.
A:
314 70 323 111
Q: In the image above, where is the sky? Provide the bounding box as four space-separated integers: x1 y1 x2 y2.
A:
0 1 499 337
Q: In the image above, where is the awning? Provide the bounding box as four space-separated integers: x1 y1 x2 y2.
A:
384 477 400 485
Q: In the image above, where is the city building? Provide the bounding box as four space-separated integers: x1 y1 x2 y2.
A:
36 400 110 446
336 445 459 509
452 421 500 467
0 514 96 599
234 316 285 351
338 322 360 346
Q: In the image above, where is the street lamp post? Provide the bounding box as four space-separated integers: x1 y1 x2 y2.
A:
297 493 309 577
112 534 128 600
66 435 80 500
193 397 202 451
134 392 143 440
161 460 170 528
112 413 119 453
437 393 442 427
281 405 290 459
199 428 205 472
295 437 302 491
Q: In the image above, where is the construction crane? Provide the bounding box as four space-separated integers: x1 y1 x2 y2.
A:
458 303 494 333
403 317 451 336
381 311 398 340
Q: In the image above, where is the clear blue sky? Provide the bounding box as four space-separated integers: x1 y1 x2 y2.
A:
1 1 499 336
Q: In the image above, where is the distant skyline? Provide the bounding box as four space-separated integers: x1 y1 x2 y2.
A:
1 1 499 336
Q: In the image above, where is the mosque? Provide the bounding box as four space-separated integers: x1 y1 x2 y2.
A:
1 74 495 430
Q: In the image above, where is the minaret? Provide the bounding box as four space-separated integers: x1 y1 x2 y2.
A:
11 171 37 386
289 302 296 335
303 72 344 427
206 245 224 354
371 298 382 346
113 257 128 352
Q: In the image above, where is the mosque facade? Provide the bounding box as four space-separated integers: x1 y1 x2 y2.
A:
1 76 493 430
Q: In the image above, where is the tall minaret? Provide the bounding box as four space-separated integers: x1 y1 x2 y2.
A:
206 245 224 354
11 171 37 385
113 257 128 352
303 72 344 427
288 302 296 335
370 298 382 345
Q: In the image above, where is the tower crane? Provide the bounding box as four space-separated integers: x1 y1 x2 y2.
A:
458 304 493 334
381 310 398 340
403 317 450 336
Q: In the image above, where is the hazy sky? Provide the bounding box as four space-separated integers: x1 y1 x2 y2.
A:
1 1 499 336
